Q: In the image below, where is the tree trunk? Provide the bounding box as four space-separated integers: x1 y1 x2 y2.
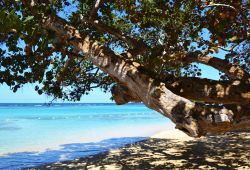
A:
42 15 250 137
82 40 250 137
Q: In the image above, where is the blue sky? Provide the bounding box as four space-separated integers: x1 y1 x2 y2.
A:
0 84 113 103
0 84 112 103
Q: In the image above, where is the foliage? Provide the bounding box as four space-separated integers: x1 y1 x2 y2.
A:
0 0 249 101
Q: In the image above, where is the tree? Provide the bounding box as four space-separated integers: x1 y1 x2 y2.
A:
0 0 249 137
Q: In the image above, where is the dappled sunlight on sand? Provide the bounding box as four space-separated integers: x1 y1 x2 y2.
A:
28 130 250 169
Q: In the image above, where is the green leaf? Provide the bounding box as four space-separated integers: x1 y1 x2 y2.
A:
23 16 34 23
230 36 238 42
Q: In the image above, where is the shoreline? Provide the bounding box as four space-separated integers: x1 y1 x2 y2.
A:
1 129 180 157
26 129 250 169
0 124 173 157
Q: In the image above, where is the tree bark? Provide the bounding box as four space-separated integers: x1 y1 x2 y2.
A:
165 76 250 104
42 14 250 137
112 76 250 104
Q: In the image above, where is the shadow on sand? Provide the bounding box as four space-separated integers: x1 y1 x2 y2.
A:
27 132 250 170
0 137 146 170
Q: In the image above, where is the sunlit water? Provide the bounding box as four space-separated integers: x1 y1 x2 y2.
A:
0 103 174 169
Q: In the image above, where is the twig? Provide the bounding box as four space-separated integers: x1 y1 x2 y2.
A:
203 4 237 11
43 97 57 107
89 0 103 19
93 68 100 77
218 43 240 52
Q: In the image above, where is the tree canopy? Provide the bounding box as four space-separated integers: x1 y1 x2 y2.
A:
0 0 249 137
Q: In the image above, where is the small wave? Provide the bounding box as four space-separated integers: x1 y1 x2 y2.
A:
0 126 21 131
58 154 70 161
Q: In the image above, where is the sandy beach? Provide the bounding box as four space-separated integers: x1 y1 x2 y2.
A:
28 129 250 169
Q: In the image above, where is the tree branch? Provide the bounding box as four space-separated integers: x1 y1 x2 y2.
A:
171 51 250 81
112 75 250 104
218 43 239 52
111 84 141 104
165 76 250 104
89 0 103 20
203 4 237 11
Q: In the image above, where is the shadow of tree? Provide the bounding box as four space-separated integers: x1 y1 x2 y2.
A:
28 132 250 170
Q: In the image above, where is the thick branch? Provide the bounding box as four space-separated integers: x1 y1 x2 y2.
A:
193 103 250 135
165 76 250 104
112 76 250 104
111 84 141 104
178 52 250 81
40 14 250 137
111 84 250 135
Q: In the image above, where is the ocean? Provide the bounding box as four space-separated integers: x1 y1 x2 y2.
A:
0 103 174 169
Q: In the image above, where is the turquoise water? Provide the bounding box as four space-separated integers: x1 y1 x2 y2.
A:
0 103 173 169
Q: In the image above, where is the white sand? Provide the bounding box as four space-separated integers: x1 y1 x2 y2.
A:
36 130 250 169
151 129 195 141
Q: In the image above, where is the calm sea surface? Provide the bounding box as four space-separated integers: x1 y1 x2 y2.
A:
0 103 173 169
